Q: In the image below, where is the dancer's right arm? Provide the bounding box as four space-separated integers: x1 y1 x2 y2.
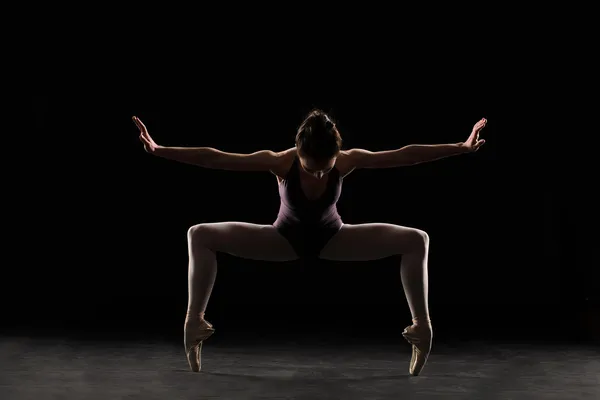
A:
133 116 284 172
155 147 283 171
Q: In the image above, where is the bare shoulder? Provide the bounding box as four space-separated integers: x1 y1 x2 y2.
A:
270 147 297 178
335 148 370 177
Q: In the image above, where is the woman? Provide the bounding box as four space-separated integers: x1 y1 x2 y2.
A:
133 109 487 376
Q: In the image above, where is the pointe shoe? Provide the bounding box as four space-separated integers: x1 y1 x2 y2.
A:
184 318 215 372
402 323 432 376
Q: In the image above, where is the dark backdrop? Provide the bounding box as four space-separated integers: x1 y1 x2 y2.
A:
8 68 595 343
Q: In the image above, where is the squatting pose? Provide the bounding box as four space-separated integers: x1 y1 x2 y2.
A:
133 109 487 376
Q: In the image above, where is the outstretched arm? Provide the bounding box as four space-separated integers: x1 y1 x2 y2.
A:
133 116 283 172
347 118 487 169
153 147 283 171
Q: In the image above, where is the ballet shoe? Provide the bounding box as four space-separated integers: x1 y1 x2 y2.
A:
184 317 215 372
402 322 432 376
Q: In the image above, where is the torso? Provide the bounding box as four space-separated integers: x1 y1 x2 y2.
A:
273 148 355 199
272 148 348 258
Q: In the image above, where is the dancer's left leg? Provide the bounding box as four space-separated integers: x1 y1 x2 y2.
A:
318 223 432 376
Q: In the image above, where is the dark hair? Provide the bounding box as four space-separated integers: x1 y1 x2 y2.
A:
295 109 342 161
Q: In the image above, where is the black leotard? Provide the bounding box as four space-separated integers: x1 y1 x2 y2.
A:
273 156 343 259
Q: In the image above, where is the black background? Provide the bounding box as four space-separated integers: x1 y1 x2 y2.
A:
7 33 597 344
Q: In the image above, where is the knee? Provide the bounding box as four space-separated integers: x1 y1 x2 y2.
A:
407 228 429 252
187 224 212 248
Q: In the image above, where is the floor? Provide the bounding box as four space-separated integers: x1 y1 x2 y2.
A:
1 334 598 400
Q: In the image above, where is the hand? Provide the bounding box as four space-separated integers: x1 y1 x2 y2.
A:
463 118 487 153
133 116 159 153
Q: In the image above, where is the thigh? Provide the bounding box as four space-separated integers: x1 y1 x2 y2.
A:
189 222 298 261
318 223 428 261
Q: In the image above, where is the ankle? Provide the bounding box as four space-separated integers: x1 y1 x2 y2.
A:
412 316 432 327
185 311 206 322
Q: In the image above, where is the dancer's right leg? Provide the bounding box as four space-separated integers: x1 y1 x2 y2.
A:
185 222 297 371
186 222 298 318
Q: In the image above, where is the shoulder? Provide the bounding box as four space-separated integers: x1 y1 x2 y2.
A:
335 148 371 177
270 147 297 178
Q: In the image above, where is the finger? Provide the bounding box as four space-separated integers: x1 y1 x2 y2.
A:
139 127 150 140
133 117 143 132
136 117 148 134
140 135 150 146
475 139 486 149
133 116 148 134
136 121 151 141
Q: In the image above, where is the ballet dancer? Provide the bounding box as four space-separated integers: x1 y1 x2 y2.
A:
133 110 487 376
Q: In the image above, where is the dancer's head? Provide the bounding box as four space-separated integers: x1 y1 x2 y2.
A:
296 109 342 177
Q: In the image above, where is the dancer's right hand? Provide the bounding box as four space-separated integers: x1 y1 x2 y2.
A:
133 116 159 153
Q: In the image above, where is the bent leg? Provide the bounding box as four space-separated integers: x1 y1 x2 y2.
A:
319 223 432 375
185 222 297 371
318 223 430 322
187 222 297 318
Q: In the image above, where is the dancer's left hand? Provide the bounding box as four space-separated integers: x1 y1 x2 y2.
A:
462 118 487 152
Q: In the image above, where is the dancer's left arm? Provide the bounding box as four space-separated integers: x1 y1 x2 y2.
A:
347 118 487 169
